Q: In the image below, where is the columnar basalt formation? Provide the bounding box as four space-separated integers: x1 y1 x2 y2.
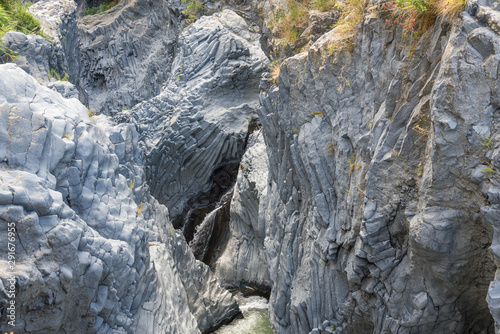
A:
122 9 269 222
78 0 183 114
2 0 500 333
256 0 500 332
0 64 238 334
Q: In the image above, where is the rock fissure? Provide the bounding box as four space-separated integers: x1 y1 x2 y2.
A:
2 0 500 333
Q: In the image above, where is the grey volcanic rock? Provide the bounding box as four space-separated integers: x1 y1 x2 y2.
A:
256 0 500 333
0 64 238 333
3 0 85 102
2 32 53 83
122 9 269 221
5 0 500 333
294 10 340 50
215 131 272 291
77 0 183 114
30 0 82 91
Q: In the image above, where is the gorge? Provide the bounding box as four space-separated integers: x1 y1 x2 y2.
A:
1 0 500 333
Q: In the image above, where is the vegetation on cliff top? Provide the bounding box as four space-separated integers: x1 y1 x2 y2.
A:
270 0 336 44
269 0 468 84
271 0 468 50
84 1 119 15
0 0 45 61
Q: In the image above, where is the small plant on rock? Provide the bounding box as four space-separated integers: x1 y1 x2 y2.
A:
347 153 356 174
87 108 97 118
0 40 17 62
271 59 281 85
484 136 493 149
416 164 423 177
328 141 334 155
328 0 369 52
84 1 118 15
182 0 204 24
137 202 144 216
311 111 324 117
49 68 69 81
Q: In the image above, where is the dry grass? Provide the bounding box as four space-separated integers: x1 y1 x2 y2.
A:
383 0 468 36
312 0 337 12
322 0 466 54
272 0 309 43
87 108 97 118
137 202 144 216
328 0 369 52
270 0 337 44
432 0 468 21
271 60 281 85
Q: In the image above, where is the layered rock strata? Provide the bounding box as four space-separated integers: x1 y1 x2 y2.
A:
254 0 500 332
122 9 269 223
0 64 238 334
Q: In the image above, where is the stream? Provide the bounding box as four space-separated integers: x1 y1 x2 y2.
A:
214 296 273 334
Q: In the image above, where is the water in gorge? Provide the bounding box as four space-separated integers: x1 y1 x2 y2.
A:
214 296 273 334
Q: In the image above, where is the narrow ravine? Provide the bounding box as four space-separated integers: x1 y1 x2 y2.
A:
214 296 273 334
3 0 500 333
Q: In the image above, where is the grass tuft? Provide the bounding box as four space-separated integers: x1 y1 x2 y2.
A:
328 0 369 52
432 0 468 21
49 68 69 81
270 0 337 45
0 0 46 62
182 0 204 24
137 202 144 216
271 59 281 85
84 1 118 15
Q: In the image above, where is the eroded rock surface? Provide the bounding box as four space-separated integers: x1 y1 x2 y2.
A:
4 0 500 333
78 0 183 114
121 9 269 222
256 0 500 332
0 64 238 334
214 131 272 294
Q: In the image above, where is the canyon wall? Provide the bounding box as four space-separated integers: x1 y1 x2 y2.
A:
2 0 500 333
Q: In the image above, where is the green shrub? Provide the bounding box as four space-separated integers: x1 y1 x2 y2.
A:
0 0 46 62
0 0 44 37
84 1 118 15
182 0 204 24
49 68 69 81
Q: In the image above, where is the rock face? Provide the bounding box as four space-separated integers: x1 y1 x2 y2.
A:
254 0 500 332
4 0 500 333
78 0 183 114
2 0 85 102
31 0 85 101
122 9 269 222
214 131 272 293
0 64 238 334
